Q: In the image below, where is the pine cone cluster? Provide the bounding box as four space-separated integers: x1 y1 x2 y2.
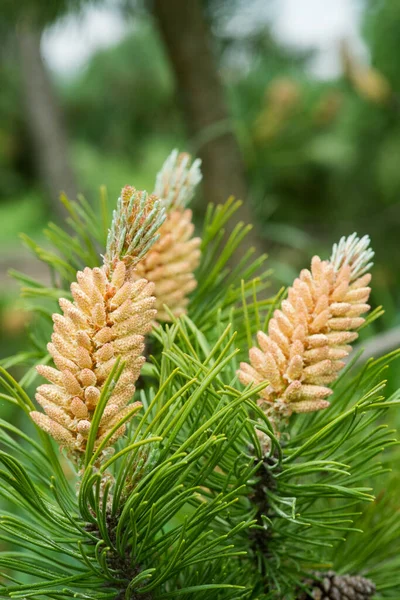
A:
298 571 376 600
238 234 373 423
31 188 166 458
31 261 155 455
133 150 202 322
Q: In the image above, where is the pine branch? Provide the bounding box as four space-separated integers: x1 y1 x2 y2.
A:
1 149 400 600
248 455 280 569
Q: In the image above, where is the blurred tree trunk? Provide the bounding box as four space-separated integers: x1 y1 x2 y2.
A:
153 0 264 254
16 23 77 216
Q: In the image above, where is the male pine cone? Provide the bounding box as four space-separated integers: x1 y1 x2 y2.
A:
31 262 155 455
238 234 374 422
31 189 165 458
133 150 202 322
298 571 376 600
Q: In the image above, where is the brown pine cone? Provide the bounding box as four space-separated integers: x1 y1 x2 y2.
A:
298 571 376 600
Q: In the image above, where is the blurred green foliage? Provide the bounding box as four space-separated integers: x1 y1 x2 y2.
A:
64 22 182 157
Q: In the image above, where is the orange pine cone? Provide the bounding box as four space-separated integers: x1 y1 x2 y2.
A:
133 209 201 321
31 189 165 459
31 261 155 456
132 149 202 322
238 234 374 424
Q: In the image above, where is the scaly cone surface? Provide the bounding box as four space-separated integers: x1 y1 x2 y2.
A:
238 233 374 424
133 150 202 322
31 189 165 458
298 570 376 600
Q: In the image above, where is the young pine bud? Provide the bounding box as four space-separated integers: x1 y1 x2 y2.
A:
104 187 166 278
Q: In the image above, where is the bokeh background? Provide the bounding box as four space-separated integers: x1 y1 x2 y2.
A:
1 0 400 379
